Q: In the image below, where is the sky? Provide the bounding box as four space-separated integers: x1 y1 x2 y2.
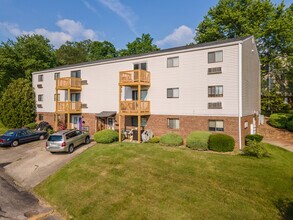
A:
0 0 292 49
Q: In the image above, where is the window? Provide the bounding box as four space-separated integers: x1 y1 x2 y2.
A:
71 70 81 78
38 75 43 82
208 51 223 63
54 94 60 101
168 118 179 129
167 88 179 98
132 90 147 100
38 114 44 121
208 86 223 97
208 67 222 74
208 102 222 109
167 57 179 68
54 72 60 80
131 116 147 126
134 63 147 70
37 84 43 88
38 94 43 101
208 120 224 131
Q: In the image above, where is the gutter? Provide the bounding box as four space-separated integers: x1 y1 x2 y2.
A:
238 43 243 149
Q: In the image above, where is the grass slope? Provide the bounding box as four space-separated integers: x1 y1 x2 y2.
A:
35 143 293 220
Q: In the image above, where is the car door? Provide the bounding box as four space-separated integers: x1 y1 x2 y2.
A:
17 131 30 143
75 130 84 146
25 130 38 141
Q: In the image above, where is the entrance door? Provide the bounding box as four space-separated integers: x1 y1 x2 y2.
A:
72 115 80 129
107 117 115 130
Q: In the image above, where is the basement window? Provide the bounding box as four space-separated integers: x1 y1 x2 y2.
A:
167 118 179 129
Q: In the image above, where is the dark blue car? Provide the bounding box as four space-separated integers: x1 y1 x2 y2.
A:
0 128 48 147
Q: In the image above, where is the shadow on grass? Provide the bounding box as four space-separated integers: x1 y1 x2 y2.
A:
275 198 293 220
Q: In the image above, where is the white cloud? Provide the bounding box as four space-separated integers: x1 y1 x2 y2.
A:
156 25 195 48
98 0 138 35
0 19 98 48
83 0 98 13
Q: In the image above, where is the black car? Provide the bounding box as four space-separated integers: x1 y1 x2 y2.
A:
0 128 48 147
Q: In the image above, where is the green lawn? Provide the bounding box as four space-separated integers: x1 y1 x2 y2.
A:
35 143 293 220
0 121 8 134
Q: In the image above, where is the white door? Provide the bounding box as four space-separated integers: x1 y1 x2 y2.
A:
72 115 80 129
107 117 115 130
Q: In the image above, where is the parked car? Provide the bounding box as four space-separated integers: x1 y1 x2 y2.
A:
46 129 90 154
0 128 48 147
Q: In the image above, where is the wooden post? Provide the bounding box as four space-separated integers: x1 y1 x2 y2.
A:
67 89 71 129
138 75 141 143
118 85 122 142
55 80 58 131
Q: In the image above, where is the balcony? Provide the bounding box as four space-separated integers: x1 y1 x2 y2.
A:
120 101 150 115
56 77 82 90
56 101 82 113
119 70 150 86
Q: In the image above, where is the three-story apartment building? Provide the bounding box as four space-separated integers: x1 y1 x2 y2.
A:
32 36 260 149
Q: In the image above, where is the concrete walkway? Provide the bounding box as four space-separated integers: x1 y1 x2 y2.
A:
263 138 293 152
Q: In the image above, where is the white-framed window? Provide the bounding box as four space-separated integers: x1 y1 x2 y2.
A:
38 75 43 82
54 72 60 80
167 57 179 68
54 94 60 101
133 62 147 70
168 118 179 129
38 114 44 121
38 94 43 102
208 86 223 97
208 51 223 63
208 120 224 131
167 88 179 98
71 70 81 78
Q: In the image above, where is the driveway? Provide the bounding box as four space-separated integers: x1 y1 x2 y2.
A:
0 139 95 190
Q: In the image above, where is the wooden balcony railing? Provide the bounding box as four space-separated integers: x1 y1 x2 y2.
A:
56 101 82 113
120 101 150 115
56 77 82 90
119 70 150 85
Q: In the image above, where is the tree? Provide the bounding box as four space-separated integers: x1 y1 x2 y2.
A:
88 41 117 61
119 34 160 56
55 40 91 65
0 34 56 96
0 78 36 128
261 89 291 115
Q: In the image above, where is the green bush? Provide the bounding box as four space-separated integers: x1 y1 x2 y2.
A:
245 134 263 145
148 136 160 143
286 120 293 132
243 140 269 158
268 113 293 129
94 129 119 144
208 134 235 152
186 131 211 150
24 122 38 129
160 133 183 146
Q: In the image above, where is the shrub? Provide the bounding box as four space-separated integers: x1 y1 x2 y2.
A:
186 131 211 150
160 133 183 146
268 113 293 129
94 129 119 144
245 134 263 145
148 136 160 143
286 120 293 132
243 140 269 158
208 134 235 152
24 122 38 129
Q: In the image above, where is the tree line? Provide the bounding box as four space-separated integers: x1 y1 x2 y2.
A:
0 0 292 128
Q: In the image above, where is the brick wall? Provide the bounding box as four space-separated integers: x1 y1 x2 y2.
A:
36 112 55 128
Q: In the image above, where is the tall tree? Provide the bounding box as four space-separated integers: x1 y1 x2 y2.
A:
88 41 117 61
0 35 56 95
119 34 160 56
0 78 36 128
195 0 293 104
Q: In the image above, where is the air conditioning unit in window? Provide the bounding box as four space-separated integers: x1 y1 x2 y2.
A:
208 67 222 74
81 103 88 108
37 84 43 88
208 102 222 109
37 104 43 108
81 80 88 85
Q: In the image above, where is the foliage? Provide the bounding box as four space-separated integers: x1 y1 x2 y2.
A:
0 78 36 128
186 131 211 150
24 122 38 130
0 121 8 134
93 129 119 144
268 113 293 129
208 133 235 152
160 133 183 146
245 134 263 145
243 140 269 158
286 120 293 132
0 34 56 96
119 34 160 56
88 41 117 61
148 136 160 143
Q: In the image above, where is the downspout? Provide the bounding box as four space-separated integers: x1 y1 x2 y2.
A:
238 43 243 149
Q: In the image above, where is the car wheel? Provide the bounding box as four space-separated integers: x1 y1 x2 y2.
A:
39 135 45 140
68 144 74 154
85 136 90 144
11 140 19 147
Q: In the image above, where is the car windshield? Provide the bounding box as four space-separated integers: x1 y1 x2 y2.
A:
3 131 16 137
48 135 63 141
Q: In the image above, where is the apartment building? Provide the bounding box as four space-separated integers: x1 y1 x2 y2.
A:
32 36 260 149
